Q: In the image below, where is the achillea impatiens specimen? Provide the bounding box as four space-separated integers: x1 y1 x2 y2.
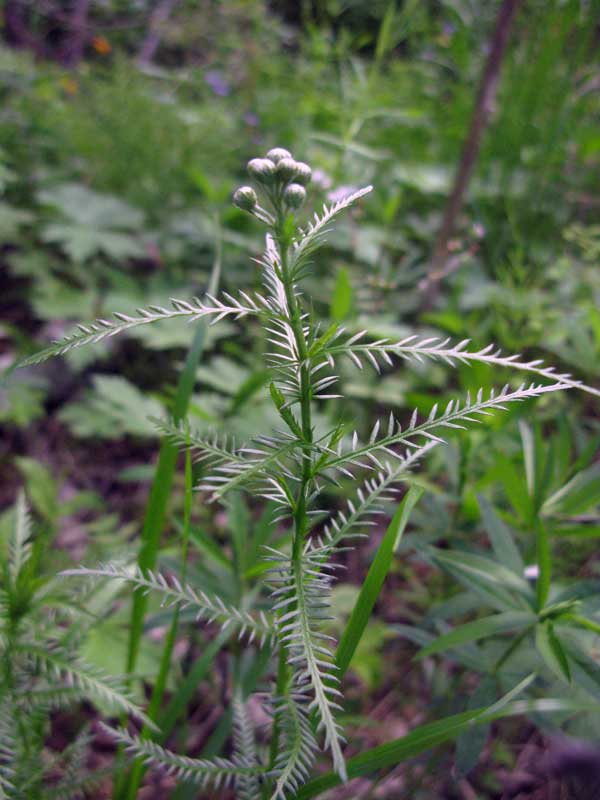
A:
19 149 599 798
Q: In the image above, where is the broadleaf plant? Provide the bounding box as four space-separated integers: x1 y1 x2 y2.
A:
19 148 598 797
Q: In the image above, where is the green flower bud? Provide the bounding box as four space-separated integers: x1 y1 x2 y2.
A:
266 147 292 163
293 161 312 186
247 158 276 184
283 183 306 209
276 157 300 183
233 185 258 212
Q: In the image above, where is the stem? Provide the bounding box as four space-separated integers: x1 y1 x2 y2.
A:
274 214 314 555
265 215 315 786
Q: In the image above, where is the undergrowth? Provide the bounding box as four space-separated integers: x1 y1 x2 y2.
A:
15 148 600 798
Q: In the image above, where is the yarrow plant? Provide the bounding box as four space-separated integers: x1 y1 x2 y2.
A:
18 148 600 798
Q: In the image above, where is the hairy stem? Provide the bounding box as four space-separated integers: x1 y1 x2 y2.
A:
266 217 315 786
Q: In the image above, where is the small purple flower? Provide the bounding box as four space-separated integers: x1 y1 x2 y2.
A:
204 70 230 97
243 112 259 126
312 169 332 190
327 185 358 203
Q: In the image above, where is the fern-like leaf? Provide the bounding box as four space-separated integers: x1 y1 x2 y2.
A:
18 294 261 367
61 564 276 645
151 417 244 466
270 689 318 799
291 187 373 278
325 333 600 398
232 691 261 800
315 439 439 558
321 382 570 475
102 724 265 789
15 643 155 729
269 548 347 781
0 697 16 797
9 490 32 586
153 417 299 501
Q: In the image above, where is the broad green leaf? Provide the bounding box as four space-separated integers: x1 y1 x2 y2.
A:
478 495 524 575
417 612 535 659
336 487 423 676
535 621 571 683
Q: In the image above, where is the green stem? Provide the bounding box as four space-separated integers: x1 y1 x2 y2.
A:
265 217 315 790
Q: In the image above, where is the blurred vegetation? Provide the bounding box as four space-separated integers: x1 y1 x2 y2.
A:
0 0 600 797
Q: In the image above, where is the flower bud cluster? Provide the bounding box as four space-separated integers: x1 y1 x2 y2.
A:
232 147 312 220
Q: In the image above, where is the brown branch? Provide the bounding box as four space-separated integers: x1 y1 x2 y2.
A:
421 0 523 307
136 0 181 68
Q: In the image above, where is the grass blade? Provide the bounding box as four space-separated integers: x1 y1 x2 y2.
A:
336 487 423 677
296 696 590 798
126 226 221 675
416 611 535 659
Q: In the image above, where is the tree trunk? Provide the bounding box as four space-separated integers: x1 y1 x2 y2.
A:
421 0 523 307
137 0 181 68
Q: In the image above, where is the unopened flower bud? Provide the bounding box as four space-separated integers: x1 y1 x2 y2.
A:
266 147 292 163
233 185 258 212
276 157 300 183
247 158 276 184
293 161 312 186
283 183 306 209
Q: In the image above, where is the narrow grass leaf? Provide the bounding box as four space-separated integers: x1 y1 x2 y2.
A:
296 696 590 798
535 621 571 683
417 612 535 659
336 487 423 677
